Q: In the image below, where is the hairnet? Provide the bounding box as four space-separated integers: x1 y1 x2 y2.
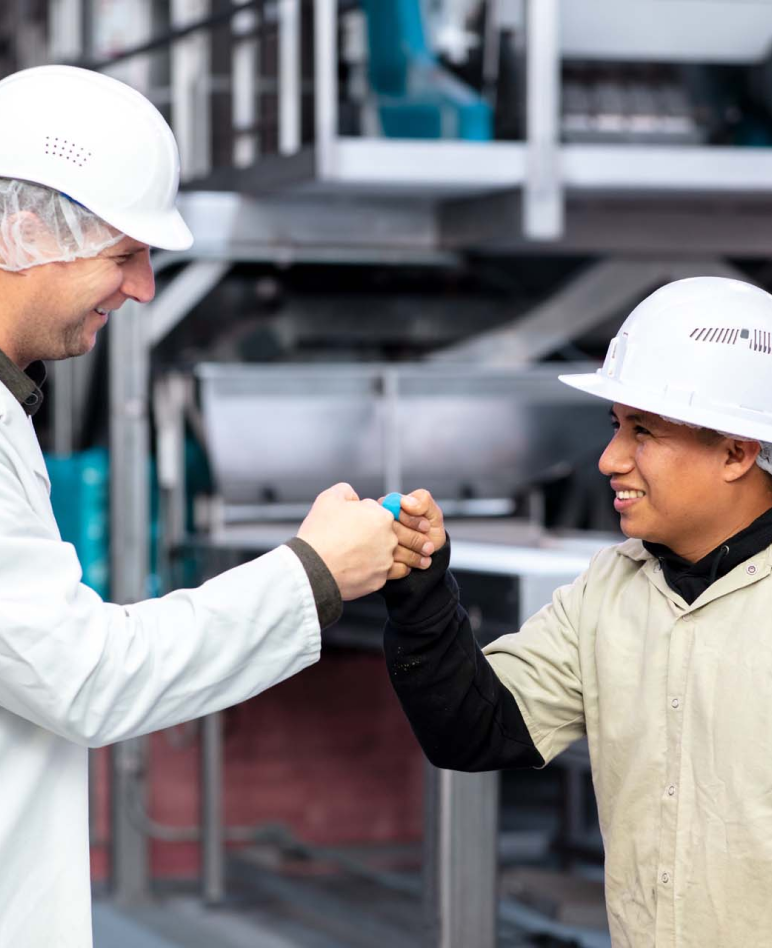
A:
0 178 124 271
662 414 772 475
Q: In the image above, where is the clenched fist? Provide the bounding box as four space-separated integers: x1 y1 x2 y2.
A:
297 483 397 600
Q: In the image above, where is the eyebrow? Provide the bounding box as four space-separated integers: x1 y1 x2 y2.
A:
608 408 649 424
109 244 146 257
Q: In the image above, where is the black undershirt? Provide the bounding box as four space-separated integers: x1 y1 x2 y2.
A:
381 510 772 771
643 505 772 605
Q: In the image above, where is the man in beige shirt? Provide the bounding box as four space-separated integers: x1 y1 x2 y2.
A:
382 276 772 947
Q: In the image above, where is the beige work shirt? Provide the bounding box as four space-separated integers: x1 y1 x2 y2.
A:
484 537 772 948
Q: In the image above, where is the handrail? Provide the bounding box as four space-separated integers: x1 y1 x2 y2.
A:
64 0 360 74
65 0 264 72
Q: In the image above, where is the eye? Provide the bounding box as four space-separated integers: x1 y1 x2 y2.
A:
609 420 620 431
633 425 650 436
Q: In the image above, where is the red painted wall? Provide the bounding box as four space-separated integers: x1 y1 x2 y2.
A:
90 650 424 882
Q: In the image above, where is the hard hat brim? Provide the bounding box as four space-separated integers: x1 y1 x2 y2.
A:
107 205 194 252
559 371 772 443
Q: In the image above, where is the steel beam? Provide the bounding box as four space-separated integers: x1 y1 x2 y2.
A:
148 259 232 346
431 256 755 366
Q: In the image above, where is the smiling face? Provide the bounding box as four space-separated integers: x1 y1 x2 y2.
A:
598 404 772 561
0 235 155 366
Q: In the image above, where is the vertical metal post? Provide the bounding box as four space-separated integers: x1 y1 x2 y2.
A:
232 0 260 166
279 0 301 155
51 360 75 456
201 712 225 904
424 765 499 948
48 0 81 456
382 368 402 497
524 0 562 240
48 0 83 59
109 300 151 903
314 0 337 177
171 0 212 181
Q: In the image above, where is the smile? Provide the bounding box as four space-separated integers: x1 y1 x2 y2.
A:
615 490 646 500
94 307 107 316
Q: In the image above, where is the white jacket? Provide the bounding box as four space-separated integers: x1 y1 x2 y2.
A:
0 381 321 947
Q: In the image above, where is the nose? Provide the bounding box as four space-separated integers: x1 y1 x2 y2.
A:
598 430 634 477
121 250 156 304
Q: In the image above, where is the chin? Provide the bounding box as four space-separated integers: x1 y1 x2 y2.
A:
65 335 97 359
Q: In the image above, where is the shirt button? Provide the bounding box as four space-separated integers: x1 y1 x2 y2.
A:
668 785 676 796
671 698 680 709
747 564 758 575
662 872 670 884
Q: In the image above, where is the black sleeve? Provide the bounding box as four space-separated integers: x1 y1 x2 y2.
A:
380 539 543 772
284 537 343 630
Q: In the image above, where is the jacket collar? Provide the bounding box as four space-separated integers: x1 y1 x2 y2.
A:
0 348 45 416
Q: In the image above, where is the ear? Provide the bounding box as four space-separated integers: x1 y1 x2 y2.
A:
723 439 761 483
0 209 48 272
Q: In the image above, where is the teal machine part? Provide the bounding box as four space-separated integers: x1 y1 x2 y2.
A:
361 0 492 141
45 448 110 600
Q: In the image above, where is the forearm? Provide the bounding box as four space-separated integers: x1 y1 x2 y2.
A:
0 541 320 747
381 541 543 771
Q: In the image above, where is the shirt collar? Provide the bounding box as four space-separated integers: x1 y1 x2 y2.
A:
643 506 772 605
0 348 46 416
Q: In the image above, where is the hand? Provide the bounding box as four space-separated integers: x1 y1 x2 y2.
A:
381 489 447 581
297 483 397 600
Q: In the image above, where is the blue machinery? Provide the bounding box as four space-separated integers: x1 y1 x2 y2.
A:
361 0 492 140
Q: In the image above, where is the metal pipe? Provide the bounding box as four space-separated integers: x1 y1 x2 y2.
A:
65 0 262 72
232 0 260 166
201 712 225 904
279 0 301 155
524 0 562 239
109 301 151 905
382 369 402 497
424 765 500 948
313 0 337 177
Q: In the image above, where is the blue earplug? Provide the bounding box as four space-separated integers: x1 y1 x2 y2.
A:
381 492 403 520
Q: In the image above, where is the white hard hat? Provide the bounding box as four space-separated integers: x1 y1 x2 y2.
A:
559 276 772 443
0 64 193 251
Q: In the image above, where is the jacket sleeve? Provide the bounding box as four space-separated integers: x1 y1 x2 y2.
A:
483 569 588 765
380 540 544 771
0 453 321 748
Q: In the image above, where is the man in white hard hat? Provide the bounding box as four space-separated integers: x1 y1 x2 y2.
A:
0 65 434 947
382 276 772 947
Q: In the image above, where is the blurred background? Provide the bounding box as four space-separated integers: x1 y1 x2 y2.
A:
5 1 772 945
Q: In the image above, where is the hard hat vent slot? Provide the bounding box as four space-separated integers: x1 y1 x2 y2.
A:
689 326 771 354
44 136 91 167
